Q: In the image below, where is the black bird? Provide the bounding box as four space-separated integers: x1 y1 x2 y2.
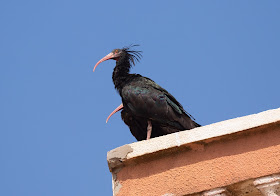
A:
106 104 183 141
94 45 200 141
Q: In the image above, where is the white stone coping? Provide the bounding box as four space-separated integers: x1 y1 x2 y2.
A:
107 108 280 171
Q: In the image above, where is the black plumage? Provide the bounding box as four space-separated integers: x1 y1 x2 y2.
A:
94 45 200 141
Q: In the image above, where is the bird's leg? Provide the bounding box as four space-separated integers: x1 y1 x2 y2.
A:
146 120 152 140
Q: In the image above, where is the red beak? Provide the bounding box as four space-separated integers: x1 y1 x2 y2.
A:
106 103 124 123
93 52 115 72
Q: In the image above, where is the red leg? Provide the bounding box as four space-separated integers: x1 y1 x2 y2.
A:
146 120 152 140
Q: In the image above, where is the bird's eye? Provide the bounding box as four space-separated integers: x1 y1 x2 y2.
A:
114 50 118 54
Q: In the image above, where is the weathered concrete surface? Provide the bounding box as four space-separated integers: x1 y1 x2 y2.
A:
107 145 133 172
107 145 133 195
107 108 280 196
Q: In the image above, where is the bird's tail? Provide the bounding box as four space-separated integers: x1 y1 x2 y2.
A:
193 121 201 127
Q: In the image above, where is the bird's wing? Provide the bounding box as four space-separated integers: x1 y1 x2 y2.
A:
121 76 198 130
140 77 189 114
141 77 198 121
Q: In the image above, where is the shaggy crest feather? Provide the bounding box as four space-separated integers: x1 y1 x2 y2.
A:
122 44 142 66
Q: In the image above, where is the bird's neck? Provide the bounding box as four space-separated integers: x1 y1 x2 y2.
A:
112 55 131 93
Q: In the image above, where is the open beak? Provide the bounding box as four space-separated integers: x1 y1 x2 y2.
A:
106 103 124 123
93 52 116 72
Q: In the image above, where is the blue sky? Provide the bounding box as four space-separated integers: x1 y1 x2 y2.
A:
1 1 279 195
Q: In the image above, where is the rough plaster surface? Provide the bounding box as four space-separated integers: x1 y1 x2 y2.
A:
107 108 280 196
107 144 133 172
107 145 133 195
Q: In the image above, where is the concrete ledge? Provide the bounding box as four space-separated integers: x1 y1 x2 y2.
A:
108 108 280 171
107 108 280 196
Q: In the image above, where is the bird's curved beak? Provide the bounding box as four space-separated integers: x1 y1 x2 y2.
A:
93 52 116 72
106 103 124 123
